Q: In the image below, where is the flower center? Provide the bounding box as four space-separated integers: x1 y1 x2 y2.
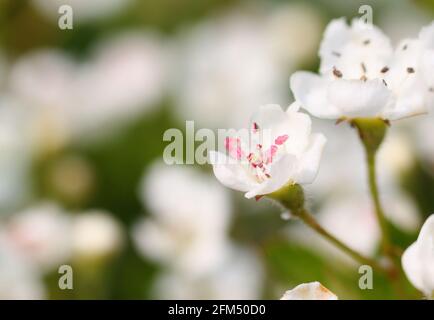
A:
225 122 288 183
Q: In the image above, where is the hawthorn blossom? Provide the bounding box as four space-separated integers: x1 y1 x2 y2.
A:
133 163 232 276
402 215 434 298
210 104 326 199
290 18 433 121
280 282 338 300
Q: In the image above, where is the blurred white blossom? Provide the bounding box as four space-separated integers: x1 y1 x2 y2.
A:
0 235 45 300
402 214 434 298
4 203 72 272
72 32 169 139
173 11 285 128
133 163 231 275
0 97 32 211
153 247 263 299
265 3 323 68
72 211 124 259
8 50 76 154
281 282 338 300
289 195 380 261
8 32 169 145
308 119 420 232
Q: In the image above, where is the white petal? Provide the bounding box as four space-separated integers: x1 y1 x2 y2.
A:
421 49 434 88
285 104 312 156
327 79 391 118
319 18 392 77
419 22 434 49
245 154 297 199
290 71 340 119
294 133 327 184
402 215 434 297
418 214 434 241
382 81 428 120
319 18 350 73
210 151 258 193
286 101 301 112
402 242 425 294
249 105 289 149
250 104 311 154
250 104 285 126
280 282 338 300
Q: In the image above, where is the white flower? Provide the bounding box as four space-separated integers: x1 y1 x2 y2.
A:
290 18 431 120
382 22 434 119
280 282 338 300
72 211 124 259
402 214 434 298
4 203 72 271
133 163 231 275
210 104 326 199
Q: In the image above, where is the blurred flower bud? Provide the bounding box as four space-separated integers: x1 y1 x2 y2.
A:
72 211 123 261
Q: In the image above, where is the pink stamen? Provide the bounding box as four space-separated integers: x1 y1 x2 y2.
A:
275 134 289 145
266 145 278 164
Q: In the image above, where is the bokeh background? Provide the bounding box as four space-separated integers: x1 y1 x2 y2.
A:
0 0 433 299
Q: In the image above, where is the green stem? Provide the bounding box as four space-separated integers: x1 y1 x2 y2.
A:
366 150 392 255
296 208 388 274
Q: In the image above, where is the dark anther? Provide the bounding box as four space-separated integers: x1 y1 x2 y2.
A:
333 67 343 78
403 44 408 50
363 39 371 45
381 66 389 73
407 67 415 73
361 62 367 73
332 51 341 57
382 79 388 87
